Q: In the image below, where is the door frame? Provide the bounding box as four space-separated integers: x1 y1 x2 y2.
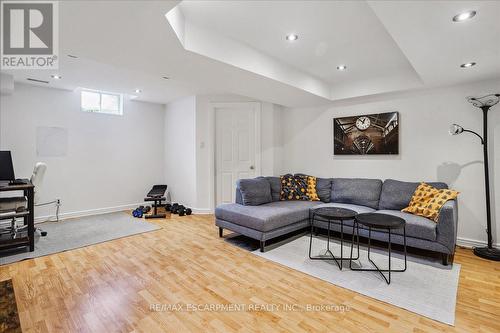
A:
209 102 262 209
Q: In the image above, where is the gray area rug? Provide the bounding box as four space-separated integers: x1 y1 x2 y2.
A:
0 212 160 265
251 235 460 325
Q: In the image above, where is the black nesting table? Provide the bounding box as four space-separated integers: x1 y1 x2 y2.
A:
349 213 407 284
308 207 359 270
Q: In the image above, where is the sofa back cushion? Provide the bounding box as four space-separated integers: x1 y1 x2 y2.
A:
379 179 448 210
331 178 382 209
237 178 272 206
264 176 281 202
316 178 333 202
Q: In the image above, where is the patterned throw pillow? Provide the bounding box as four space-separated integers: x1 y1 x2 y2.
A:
402 182 459 222
280 174 320 201
306 176 320 201
280 174 307 201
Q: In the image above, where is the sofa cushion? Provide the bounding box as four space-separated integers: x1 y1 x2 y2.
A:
237 178 272 206
379 179 448 210
375 210 437 241
316 178 333 202
215 201 321 232
264 176 281 202
312 202 375 214
331 178 382 209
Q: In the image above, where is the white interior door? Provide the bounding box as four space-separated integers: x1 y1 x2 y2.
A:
215 103 260 206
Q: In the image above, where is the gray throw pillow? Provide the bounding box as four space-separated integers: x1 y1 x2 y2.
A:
237 178 272 206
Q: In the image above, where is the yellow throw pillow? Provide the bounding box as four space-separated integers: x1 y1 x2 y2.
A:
306 176 320 201
402 182 459 222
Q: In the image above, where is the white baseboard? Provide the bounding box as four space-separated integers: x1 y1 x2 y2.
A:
456 237 500 248
192 208 214 214
34 203 143 223
34 203 214 222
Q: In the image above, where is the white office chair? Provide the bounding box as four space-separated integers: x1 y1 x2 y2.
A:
31 162 61 222
0 162 60 238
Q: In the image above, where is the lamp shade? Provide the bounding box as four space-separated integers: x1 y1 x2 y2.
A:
449 124 464 135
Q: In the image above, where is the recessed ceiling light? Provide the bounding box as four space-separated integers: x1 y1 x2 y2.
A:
285 34 298 41
51 74 62 79
453 10 476 22
336 65 347 71
134 89 142 93
460 62 476 68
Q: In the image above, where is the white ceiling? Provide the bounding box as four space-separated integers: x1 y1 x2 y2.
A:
2 0 499 107
369 0 500 87
179 1 419 87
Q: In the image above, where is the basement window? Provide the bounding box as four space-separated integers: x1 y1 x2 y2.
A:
81 89 123 115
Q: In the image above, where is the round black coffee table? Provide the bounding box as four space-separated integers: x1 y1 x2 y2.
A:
349 213 407 284
308 207 359 270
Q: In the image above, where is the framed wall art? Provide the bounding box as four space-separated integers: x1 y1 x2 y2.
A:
333 112 399 155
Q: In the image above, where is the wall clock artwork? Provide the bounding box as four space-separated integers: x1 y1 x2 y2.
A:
333 112 399 155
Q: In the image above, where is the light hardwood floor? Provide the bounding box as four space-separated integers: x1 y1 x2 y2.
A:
1 213 499 333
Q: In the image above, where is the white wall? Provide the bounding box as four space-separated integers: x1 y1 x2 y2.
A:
163 96 197 208
163 94 283 212
261 102 285 176
281 79 500 246
0 83 165 219
194 94 284 211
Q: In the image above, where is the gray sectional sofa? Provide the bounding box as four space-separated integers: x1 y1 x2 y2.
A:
215 177 458 265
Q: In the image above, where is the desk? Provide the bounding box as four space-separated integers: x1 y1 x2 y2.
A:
0 180 35 252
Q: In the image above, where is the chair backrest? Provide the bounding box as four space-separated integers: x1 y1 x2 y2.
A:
30 162 47 203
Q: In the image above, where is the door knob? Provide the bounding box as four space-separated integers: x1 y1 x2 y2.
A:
250 165 255 170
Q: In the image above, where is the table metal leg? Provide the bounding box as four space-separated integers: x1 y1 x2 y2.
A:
308 212 315 259
350 225 407 285
27 187 35 251
339 221 343 270
309 215 339 267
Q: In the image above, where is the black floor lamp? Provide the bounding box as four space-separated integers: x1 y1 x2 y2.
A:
449 93 500 261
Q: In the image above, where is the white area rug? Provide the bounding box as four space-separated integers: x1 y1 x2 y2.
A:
253 235 460 325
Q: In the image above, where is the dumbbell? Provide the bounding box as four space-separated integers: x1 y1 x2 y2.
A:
185 208 192 215
174 205 185 215
142 206 151 214
133 208 143 218
178 208 185 216
165 203 172 211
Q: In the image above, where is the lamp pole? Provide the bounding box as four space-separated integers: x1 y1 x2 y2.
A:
467 94 500 260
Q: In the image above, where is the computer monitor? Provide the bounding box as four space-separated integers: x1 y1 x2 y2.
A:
0 151 15 181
